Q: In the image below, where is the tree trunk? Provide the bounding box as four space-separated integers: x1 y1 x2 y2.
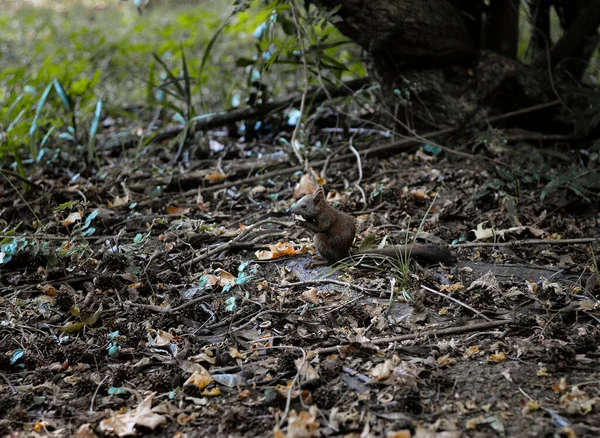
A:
310 0 477 67
309 0 598 137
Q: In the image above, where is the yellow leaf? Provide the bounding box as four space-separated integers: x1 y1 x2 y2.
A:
57 322 85 333
201 387 221 396
489 351 507 362
184 366 212 390
205 171 227 182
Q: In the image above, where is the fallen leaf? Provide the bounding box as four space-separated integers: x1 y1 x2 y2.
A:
99 394 166 436
256 242 299 260
205 171 227 182
217 269 236 288
301 288 320 305
286 405 320 438
293 173 318 199
489 351 507 362
167 206 191 215
183 366 213 390
560 386 596 415
63 211 82 226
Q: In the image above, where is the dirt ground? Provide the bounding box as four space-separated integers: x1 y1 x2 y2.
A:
1 135 599 438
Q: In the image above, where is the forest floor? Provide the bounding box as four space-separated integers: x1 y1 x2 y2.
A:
1 119 600 438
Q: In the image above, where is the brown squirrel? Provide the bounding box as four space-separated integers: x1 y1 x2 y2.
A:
292 187 456 265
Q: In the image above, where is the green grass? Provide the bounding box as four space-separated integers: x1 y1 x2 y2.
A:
0 0 363 172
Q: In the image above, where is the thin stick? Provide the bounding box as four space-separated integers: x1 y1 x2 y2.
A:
274 279 382 295
182 218 292 268
312 319 512 355
89 375 108 414
456 237 599 248
420 285 492 322
0 169 43 190
289 4 310 169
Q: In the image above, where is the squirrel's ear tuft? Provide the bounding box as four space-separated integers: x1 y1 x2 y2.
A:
314 186 325 200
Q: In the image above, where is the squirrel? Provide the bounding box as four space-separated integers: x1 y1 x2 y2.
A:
291 187 456 265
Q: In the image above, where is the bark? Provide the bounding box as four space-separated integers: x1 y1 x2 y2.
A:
549 0 600 80
309 0 477 66
485 0 520 58
307 0 599 137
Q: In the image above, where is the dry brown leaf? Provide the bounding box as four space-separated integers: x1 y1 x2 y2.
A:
386 430 411 438
560 386 596 415
256 242 299 260
553 377 567 393
111 195 129 208
437 354 456 367
286 405 320 438
463 346 480 359
99 394 166 436
411 189 428 201
75 423 98 438
63 211 82 226
301 288 320 305
489 351 507 362
205 171 227 182
167 206 191 215
295 358 320 382
183 366 213 390
293 173 318 199
217 269 236 288
370 359 394 380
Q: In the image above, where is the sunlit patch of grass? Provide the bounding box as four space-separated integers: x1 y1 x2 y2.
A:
0 0 240 107
0 0 364 172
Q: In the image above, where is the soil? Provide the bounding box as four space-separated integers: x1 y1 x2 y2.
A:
1 131 599 438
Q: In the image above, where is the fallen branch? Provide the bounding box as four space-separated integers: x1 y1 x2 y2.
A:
106 77 370 150
456 237 599 248
198 100 562 194
182 218 293 268
421 285 492 322
311 319 512 355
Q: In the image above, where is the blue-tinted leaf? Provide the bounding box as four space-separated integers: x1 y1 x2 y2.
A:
83 209 99 230
108 387 126 395
10 349 24 364
29 82 53 139
89 100 103 139
225 296 236 311
53 79 71 112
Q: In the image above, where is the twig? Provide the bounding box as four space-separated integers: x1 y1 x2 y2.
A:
456 237 599 248
251 345 307 427
420 285 492 322
348 144 366 206
0 372 16 394
289 4 310 172
89 375 108 414
342 366 370 383
182 219 293 268
311 319 512 355
112 78 369 149
112 294 215 314
0 169 43 190
274 279 383 295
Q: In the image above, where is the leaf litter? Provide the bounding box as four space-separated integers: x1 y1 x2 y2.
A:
1 126 600 438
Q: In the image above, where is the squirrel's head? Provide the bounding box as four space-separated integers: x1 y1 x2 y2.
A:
292 186 326 219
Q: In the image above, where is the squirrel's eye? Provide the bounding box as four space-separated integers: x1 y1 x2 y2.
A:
301 204 307 209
